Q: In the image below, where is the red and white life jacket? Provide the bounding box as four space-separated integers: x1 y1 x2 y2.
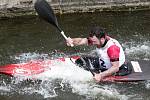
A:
96 37 125 69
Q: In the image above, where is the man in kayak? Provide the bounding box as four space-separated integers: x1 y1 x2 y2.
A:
66 26 132 82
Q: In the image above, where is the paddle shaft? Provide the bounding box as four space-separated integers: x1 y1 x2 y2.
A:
80 57 95 76
34 0 68 40
87 59 95 76
34 0 96 77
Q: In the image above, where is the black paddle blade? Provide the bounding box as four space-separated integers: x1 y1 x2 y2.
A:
34 0 61 32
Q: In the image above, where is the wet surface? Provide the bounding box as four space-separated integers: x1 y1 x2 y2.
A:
0 10 150 100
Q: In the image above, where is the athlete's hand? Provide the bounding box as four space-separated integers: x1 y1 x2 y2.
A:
93 73 104 82
66 37 74 47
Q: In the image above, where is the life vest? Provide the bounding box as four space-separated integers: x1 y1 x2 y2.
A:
96 37 125 69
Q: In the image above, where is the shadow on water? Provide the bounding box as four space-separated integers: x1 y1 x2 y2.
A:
0 10 150 100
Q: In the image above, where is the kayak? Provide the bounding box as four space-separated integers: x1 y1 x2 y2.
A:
0 56 80 76
0 55 150 82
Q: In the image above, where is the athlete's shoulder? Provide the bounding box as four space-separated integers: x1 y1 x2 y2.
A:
107 45 120 62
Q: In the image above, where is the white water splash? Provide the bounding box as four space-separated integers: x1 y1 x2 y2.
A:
145 80 150 89
34 60 128 100
125 42 150 60
1 53 130 99
0 86 10 92
12 52 50 63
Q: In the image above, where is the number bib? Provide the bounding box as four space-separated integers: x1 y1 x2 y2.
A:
96 38 125 69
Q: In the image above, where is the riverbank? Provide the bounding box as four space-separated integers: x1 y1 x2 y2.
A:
0 0 150 18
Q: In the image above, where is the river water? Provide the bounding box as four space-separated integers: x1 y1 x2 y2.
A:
0 10 150 100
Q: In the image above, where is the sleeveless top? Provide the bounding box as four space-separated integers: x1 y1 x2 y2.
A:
95 37 125 69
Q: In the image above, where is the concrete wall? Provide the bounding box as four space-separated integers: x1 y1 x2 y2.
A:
0 0 150 18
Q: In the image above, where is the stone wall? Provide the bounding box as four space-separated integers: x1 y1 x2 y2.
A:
0 0 150 18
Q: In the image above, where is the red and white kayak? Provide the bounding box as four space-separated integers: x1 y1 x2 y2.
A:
0 56 80 76
0 55 150 82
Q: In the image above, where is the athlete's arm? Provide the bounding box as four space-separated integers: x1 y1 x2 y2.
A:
94 45 121 82
66 37 88 46
94 61 119 82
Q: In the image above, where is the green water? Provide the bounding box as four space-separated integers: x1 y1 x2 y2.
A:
0 10 150 100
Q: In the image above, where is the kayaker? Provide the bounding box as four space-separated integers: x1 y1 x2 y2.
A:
66 26 132 82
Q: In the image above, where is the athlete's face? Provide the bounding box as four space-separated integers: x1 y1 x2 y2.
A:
88 35 105 47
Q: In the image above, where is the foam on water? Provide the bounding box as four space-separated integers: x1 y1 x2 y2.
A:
8 53 128 100
34 61 128 100
145 80 150 89
2 45 150 99
124 41 150 60
1 39 150 99
11 52 50 63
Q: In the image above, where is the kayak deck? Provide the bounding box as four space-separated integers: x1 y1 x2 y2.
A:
0 60 51 76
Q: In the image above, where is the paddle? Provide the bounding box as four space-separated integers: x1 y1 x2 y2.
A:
79 57 95 76
34 0 94 75
34 0 68 41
